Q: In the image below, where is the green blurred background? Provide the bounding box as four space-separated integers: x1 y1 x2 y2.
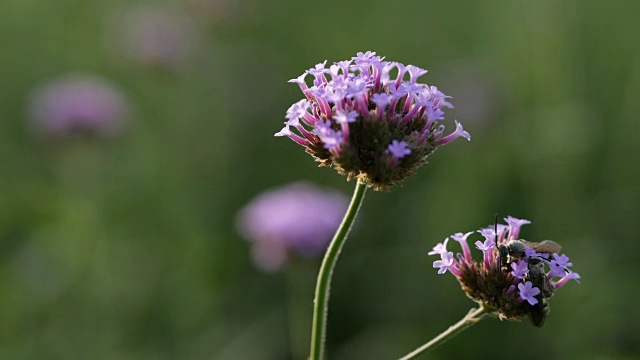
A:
1 0 639 359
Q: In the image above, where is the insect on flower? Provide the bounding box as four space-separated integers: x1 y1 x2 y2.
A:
498 239 561 270
429 216 580 327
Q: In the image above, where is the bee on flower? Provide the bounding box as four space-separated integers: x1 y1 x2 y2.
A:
429 216 580 327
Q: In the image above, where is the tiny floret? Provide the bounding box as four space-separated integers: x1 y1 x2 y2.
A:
334 109 358 124
510 260 529 279
276 51 469 190
555 270 581 288
475 239 495 252
504 216 531 240
428 238 449 256
518 282 541 306
452 231 474 243
553 253 573 268
388 140 412 159
437 120 471 145
433 251 455 275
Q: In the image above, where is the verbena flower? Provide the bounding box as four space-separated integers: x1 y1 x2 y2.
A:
111 6 197 70
28 73 128 137
235 182 348 272
428 216 580 326
276 51 470 190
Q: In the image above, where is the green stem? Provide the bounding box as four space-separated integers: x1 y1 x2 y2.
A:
398 304 490 360
286 262 314 360
309 180 367 360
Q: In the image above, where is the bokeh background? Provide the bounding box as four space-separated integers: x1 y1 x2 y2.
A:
1 0 639 359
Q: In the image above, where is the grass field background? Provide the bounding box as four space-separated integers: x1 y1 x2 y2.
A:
1 1 638 359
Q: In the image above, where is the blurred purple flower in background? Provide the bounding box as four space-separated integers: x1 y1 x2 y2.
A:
110 6 197 70
28 73 128 137
183 0 244 24
236 182 349 272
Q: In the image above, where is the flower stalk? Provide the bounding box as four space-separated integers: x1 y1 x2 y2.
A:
399 304 491 360
309 180 367 360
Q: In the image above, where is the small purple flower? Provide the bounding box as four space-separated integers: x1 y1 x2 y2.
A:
334 109 358 139
518 281 541 306
276 52 470 190
436 120 470 145
433 251 456 275
111 6 197 70
370 93 393 119
477 227 495 241
510 260 529 280
285 99 311 122
387 140 411 164
428 238 450 256
475 238 495 268
451 231 474 263
548 260 566 278
406 65 428 83
554 270 581 289
504 216 531 241
553 253 573 268
475 239 495 252
334 109 358 124
495 224 509 243
28 73 128 137
312 120 344 151
548 253 574 278
236 182 349 272
275 125 307 146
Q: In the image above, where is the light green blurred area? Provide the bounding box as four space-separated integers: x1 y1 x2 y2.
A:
1 0 639 359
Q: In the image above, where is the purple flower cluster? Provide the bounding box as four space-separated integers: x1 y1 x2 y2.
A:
28 73 128 137
111 6 197 70
429 216 580 325
235 182 348 272
276 51 470 190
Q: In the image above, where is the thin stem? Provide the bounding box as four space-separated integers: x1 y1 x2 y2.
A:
286 262 314 360
309 180 367 360
398 304 490 360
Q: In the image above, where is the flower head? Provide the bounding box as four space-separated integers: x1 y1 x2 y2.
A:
235 182 348 272
428 216 580 326
28 73 128 137
276 51 470 190
111 6 197 70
